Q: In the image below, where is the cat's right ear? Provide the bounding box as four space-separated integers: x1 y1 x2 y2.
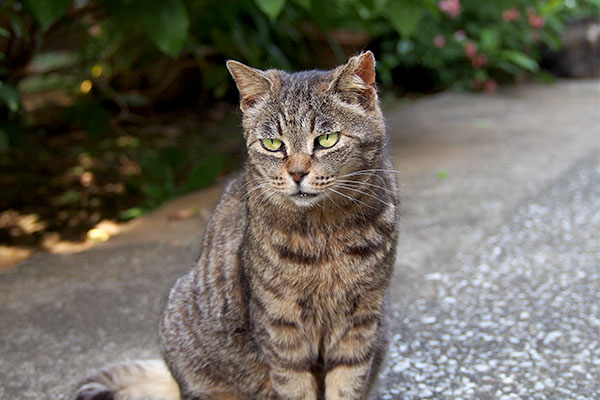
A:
329 51 378 110
226 61 273 112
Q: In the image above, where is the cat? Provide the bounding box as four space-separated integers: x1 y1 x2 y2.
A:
74 51 399 400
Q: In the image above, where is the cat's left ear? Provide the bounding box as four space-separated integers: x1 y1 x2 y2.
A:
226 60 273 112
329 51 377 110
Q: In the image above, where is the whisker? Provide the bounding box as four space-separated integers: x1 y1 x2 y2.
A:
242 183 268 201
323 191 340 212
328 188 368 221
375 135 391 152
337 172 387 187
338 168 402 178
334 179 394 193
241 176 275 201
255 187 279 209
334 184 392 207
241 176 269 189
328 187 377 212
335 182 379 199
336 168 400 186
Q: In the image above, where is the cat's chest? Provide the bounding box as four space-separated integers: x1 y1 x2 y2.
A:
269 222 382 265
257 218 393 290
247 203 396 308
246 206 397 339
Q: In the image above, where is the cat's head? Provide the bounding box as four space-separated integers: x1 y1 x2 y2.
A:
227 52 387 208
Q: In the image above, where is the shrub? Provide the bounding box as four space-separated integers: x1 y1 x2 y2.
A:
374 0 599 92
1 0 598 115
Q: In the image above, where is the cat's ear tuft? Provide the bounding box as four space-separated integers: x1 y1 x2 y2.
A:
353 51 376 88
226 60 272 112
330 51 378 110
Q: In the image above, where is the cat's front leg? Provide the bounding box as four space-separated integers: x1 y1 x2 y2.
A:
270 366 318 400
324 316 383 400
325 363 371 400
258 318 319 400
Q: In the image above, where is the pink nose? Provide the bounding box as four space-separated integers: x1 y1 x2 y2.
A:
290 170 308 183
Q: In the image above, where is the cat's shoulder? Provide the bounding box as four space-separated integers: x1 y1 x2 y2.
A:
206 172 247 230
220 172 246 201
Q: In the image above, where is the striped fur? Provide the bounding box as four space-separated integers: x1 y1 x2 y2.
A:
74 52 399 400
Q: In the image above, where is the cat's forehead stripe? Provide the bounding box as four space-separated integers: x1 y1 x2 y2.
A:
273 71 332 141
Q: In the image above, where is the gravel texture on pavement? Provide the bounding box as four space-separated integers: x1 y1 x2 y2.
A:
377 153 599 400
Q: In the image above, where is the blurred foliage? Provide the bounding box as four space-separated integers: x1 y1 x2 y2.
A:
0 0 598 246
2 0 598 133
1 0 595 102
375 0 600 91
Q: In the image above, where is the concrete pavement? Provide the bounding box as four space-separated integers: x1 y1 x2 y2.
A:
380 152 599 399
0 80 598 399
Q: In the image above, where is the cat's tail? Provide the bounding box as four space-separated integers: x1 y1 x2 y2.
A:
74 359 180 400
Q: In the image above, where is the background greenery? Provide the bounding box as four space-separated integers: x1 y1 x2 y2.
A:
0 0 598 247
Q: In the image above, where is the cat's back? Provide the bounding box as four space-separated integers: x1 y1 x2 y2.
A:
161 173 249 333
193 171 248 286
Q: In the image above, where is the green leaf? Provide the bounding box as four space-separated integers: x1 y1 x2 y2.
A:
587 0 600 7
0 81 21 112
387 0 423 38
0 27 10 37
474 69 488 82
183 155 224 192
500 50 539 72
53 189 81 206
292 0 310 11
534 70 557 84
141 0 190 57
119 207 145 220
29 51 79 73
255 0 287 20
23 0 72 32
421 0 442 17
496 60 521 75
64 100 110 140
480 28 500 53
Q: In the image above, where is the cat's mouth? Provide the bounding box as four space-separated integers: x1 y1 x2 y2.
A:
292 190 318 199
289 190 321 206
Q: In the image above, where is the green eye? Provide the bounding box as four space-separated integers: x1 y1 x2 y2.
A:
262 138 283 151
316 132 339 149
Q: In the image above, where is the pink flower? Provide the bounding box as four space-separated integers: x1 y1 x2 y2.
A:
471 54 488 68
528 10 545 29
464 42 477 58
483 78 498 93
439 0 462 18
453 30 466 41
433 35 446 48
502 8 521 22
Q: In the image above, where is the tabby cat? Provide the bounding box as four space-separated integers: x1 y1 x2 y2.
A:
74 51 399 400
